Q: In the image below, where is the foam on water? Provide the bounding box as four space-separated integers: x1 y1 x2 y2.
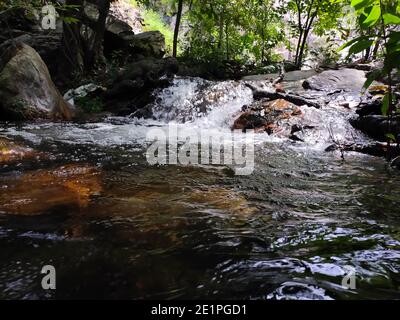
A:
1 76 369 150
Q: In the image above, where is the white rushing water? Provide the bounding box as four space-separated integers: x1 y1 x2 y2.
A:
1 76 369 150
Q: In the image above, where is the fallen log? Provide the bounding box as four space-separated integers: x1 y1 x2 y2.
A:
245 83 322 109
326 142 400 159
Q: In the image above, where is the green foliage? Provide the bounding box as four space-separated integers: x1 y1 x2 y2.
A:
343 0 400 91
126 0 175 54
284 0 345 68
76 96 104 114
343 0 400 147
142 9 174 54
310 40 341 66
183 0 285 65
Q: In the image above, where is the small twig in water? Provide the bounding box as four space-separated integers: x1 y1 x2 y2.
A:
328 124 356 160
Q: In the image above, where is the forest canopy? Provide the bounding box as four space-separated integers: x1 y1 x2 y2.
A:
1 0 399 75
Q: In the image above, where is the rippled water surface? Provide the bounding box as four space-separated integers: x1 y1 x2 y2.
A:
1 78 400 300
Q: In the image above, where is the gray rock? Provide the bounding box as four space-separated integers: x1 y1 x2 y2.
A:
303 68 366 92
129 31 166 58
64 83 106 106
285 70 318 82
0 43 75 120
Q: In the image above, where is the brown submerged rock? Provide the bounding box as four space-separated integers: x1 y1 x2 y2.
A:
0 164 102 215
0 136 46 164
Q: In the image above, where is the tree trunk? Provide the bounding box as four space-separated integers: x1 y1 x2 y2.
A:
61 0 85 79
297 12 317 69
372 38 381 59
218 15 224 49
61 0 111 77
225 22 229 60
294 0 303 68
173 0 184 58
294 30 303 67
84 0 110 70
261 25 265 64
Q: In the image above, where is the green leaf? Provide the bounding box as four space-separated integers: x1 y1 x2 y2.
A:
362 5 381 27
363 69 381 91
62 17 80 24
383 13 400 25
382 92 390 116
348 39 374 56
338 36 370 52
386 133 396 142
351 0 374 11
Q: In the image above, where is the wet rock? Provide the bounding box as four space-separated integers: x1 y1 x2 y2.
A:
64 83 106 106
129 31 165 58
355 98 382 117
104 13 165 58
348 61 384 72
273 83 286 93
350 115 400 141
232 99 304 135
328 142 400 159
242 74 280 81
0 43 75 120
0 164 102 215
0 137 45 165
302 68 366 92
284 70 318 82
106 57 179 117
283 61 298 72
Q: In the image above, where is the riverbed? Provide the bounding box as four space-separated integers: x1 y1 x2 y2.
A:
1 77 400 299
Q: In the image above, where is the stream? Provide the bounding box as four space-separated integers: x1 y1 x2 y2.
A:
1 77 400 299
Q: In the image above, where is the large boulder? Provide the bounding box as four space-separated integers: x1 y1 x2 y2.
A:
83 1 164 58
303 68 366 92
129 31 165 58
0 43 75 120
104 29 165 58
349 84 400 141
105 57 179 117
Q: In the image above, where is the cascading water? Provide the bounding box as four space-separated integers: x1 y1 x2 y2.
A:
151 77 253 126
1 76 400 300
1 76 369 149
